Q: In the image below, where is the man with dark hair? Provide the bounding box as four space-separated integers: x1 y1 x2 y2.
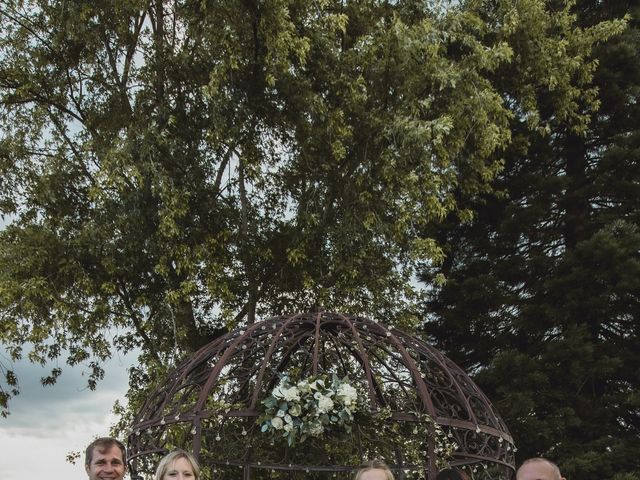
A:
85 437 127 480
436 468 471 480
516 458 565 480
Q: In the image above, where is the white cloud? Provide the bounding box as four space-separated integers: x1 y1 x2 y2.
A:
0 350 136 480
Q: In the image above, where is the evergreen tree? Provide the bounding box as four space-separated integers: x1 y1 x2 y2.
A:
423 2 640 479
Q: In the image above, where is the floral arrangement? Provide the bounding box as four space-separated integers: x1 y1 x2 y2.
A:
258 374 363 445
257 373 460 472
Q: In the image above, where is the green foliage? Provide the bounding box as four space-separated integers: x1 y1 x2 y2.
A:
258 374 363 446
0 0 620 445
422 2 640 479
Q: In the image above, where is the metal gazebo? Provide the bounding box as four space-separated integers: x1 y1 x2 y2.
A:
127 311 515 479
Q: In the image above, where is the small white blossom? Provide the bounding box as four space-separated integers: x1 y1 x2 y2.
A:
317 395 334 414
282 386 300 402
270 417 284 430
297 380 311 394
289 404 302 416
272 385 285 399
337 383 358 405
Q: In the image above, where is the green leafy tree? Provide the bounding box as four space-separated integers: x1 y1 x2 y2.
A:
422 1 639 479
0 0 619 431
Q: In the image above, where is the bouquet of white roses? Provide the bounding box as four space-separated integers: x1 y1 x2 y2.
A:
259 373 363 446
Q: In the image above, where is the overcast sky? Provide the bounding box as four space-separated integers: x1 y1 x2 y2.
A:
0 349 137 480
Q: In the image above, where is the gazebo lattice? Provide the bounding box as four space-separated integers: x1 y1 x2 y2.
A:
127 311 515 479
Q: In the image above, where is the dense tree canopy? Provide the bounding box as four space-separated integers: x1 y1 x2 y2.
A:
422 1 639 479
0 1 625 463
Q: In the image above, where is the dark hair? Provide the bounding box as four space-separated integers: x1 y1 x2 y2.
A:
85 437 127 466
436 468 471 480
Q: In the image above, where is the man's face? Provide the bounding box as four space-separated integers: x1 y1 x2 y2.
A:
85 444 126 480
516 461 561 480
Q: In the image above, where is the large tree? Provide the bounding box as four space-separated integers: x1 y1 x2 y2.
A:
423 1 639 479
0 0 619 427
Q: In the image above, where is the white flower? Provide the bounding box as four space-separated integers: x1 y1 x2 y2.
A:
317 395 334 414
284 414 292 424
337 383 358 405
271 417 284 430
272 385 285 399
282 386 301 402
277 409 285 417
297 380 312 394
283 423 293 433
289 404 302 416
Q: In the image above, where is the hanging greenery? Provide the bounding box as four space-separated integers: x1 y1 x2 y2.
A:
257 372 458 471
259 374 364 445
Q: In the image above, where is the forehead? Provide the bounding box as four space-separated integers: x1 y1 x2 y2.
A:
91 444 124 462
169 457 194 471
360 468 389 480
517 461 555 480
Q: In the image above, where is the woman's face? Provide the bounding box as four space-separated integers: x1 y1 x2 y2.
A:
359 468 389 480
163 457 196 480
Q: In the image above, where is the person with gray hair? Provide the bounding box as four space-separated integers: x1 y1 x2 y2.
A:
516 458 566 480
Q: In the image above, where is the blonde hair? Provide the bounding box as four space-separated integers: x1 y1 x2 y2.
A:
355 460 395 480
154 450 200 480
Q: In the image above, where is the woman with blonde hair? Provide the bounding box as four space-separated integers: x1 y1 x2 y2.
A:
355 459 395 480
154 450 200 480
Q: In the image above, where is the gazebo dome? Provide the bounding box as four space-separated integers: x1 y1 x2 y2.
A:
127 311 515 479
